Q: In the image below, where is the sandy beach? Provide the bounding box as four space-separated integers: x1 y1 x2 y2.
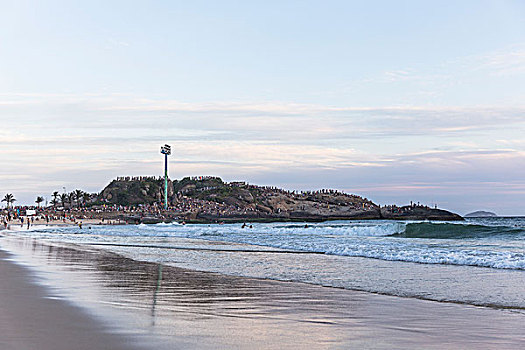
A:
1 232 524 349
4 218 121 230
0 248 145 350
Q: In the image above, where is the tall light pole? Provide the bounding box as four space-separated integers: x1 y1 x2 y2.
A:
160 144 171 209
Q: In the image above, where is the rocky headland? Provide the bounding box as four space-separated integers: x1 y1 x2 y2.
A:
97 176 463 223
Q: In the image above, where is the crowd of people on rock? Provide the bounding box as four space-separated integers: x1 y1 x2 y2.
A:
223 182 376 210
382 201 436 213
0 197 438 229
115 176 163 182
1 177 438 228
108 176 378 215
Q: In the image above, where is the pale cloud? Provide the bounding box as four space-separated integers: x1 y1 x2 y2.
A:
335 43 525 106
383 69 414 82
476 45 525 76
1 93 524 214
4 94 523 139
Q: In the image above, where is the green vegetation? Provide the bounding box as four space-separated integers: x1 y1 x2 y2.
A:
100 178 164 205
2 193 16 208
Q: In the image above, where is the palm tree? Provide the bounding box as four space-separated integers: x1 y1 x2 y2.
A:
60 193 68 208
35 196 44 208
2 193 16 208
82 192 91 207
67 193 74 208
52 191 59 207
74 189 84 208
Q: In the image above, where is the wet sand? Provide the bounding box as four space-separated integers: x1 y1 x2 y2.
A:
1 236 525 349
0 249 144 350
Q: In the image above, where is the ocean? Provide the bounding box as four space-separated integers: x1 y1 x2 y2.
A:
7 217 525 311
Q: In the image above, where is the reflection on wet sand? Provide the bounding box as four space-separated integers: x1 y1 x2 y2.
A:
151 264 162 326
3 237 525 349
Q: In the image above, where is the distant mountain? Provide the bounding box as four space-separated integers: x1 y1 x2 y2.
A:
464 211 497 217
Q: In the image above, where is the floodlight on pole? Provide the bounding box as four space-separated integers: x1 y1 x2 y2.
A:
160 144 171 209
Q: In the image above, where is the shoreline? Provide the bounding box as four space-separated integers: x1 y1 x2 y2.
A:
0 248 146 350
1 234 524 348
6 219 524 311
2 215 462 231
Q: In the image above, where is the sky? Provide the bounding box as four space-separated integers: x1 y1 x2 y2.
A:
0 0 524 215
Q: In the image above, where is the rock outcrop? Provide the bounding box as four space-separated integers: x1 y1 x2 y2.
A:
98 176 463 222
380 206 463 221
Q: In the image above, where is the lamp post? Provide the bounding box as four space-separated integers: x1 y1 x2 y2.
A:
160 144 171 209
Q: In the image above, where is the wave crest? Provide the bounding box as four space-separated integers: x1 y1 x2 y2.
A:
395 223 524 239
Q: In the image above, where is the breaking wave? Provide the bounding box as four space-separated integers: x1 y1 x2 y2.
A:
394 222 525 239
9 218 525 270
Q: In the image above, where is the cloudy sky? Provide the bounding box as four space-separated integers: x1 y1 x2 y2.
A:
1 0 524 215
